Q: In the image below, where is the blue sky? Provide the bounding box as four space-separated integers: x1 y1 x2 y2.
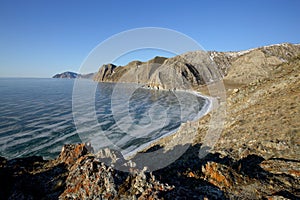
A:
0 0 299 77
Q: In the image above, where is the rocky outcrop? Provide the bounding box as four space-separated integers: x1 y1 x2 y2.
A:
93 64 117 82
201 155 300 199
94 57 167 84
1 142 299 199
147 51 221 90
0 144 174 200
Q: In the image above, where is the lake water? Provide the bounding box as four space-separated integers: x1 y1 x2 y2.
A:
0 78 209 159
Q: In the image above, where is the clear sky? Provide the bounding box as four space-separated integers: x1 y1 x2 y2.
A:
0 0 299 78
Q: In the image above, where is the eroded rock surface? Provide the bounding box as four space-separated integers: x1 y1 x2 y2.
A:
1 141 299 199
94 43 300 90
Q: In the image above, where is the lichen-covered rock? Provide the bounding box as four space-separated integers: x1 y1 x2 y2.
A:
56 143 89 168
202 162 233 188
260 159 300 178
57 145 173 200
1 142 299 199
118 167 174 200
59 156 119 199
95 148 124 166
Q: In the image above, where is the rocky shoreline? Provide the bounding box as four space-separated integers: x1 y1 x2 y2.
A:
1 43 300 199
1 142 299 199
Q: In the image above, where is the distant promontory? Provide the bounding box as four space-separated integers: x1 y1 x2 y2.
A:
52 71 95 79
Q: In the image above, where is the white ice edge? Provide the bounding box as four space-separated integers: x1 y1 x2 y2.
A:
122 89 215 159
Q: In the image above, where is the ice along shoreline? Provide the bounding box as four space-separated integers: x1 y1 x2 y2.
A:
121 86 215 159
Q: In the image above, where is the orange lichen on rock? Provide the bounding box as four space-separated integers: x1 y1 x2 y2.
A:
187 171 195 178
202 162 232 189
288 169 300 177
57 143 88 167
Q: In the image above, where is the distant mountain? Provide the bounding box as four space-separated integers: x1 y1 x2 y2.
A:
52 71 96 79
53 71 78 79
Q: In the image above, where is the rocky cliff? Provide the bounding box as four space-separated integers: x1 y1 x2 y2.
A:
94 43 300 90
0 144 175 199
94 56 168 84
93 53 223 90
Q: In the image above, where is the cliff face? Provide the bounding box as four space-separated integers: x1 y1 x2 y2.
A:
93 56 167 84
148 51 222 90
93 53 221 90
93 64 117 82
93 43 300 89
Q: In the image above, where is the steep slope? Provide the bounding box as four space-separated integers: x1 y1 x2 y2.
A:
223 43 300 84
94 52 224 90
143 45 300 199
93 56 167 83
148 51 222 90
93 43 300 90
93 64 117 81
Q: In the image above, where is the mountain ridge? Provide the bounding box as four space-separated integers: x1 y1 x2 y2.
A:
93 43 300 89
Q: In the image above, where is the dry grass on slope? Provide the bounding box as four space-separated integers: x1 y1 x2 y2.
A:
210 56 300 160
